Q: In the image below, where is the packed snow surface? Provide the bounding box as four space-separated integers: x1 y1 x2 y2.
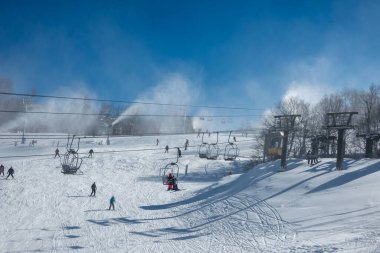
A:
1 133 380 252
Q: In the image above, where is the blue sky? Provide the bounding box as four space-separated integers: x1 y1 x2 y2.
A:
1 0 380 117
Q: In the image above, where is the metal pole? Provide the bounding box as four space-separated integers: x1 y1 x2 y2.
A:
280 130 289 170
21 98 26 144
336 129 345 170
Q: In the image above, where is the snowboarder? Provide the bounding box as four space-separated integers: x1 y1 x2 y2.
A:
156 138 159 146
184 139 189 150
54 148 60 158
6 166 14 179
109 195 115 210
165 145 169 153
88 149 94 158
90 182 97 197
167 173 174 190
177 147 182 158
0 164 4 176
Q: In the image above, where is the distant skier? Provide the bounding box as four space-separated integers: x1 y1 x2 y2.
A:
173 176 179 191
306 150 311 164
90 182 97 197
233 136 237 142
109 195 115 210
0 164 4 176
54 148 60 158
165 145 169 153
312 151 319 165
177 147 182 158
184 139 189 150
156 138 159 146
88 149 94 158
167 173 174 191
6 166 14 179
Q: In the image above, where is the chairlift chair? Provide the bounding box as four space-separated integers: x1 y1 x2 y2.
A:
207 132 220 160
160 151 180 185
61 135 83 174
198 132 208 158
224 131 240 161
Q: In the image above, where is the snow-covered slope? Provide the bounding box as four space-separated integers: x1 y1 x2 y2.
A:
1 134 380 252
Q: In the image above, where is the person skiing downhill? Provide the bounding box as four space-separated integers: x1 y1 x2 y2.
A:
165 145 169 153
90 182 97 197
177 147 182 158
54 148 60 158
156 139 159 146
0 164 4 176
88 149 94 158
184 139 189 150
109 195 115 210
6 166 14 179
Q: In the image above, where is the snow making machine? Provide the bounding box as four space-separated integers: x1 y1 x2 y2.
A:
198 132 208 158
160 151 180 185
224 131 240 161
207 132 220 160
61 135 83 174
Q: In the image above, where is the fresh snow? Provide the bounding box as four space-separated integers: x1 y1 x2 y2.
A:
1 133 380 252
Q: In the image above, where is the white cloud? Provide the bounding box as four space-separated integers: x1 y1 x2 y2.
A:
281 57 336 104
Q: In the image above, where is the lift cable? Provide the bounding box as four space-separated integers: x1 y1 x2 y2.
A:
0 109 264 118
0 92 265 111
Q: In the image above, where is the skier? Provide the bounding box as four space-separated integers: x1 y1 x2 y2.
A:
306 150 311 164
165 145 169 153
54 148 60 158
312 151 319 165
184 139 189 150
156 138 159 146
0 164 4 176
109 195 115 210
88 149 94 158
6 166 14 179
167 173 174 190
90 182 97 197
233 136 237 142
177 147 182 158
173 176 179 191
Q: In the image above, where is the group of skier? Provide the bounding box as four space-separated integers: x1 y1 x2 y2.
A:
166 173 179 191
306 150 319 165
88 182 116 210
0 164 15 179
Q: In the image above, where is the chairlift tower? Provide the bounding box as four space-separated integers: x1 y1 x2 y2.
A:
356 133 380 158
324 112 358 170
273 114 301 171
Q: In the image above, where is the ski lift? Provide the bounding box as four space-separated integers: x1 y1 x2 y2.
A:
198 132 208 158
224 131 240 161
160 150 180 185
61 135 83 174
207 132 220 160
